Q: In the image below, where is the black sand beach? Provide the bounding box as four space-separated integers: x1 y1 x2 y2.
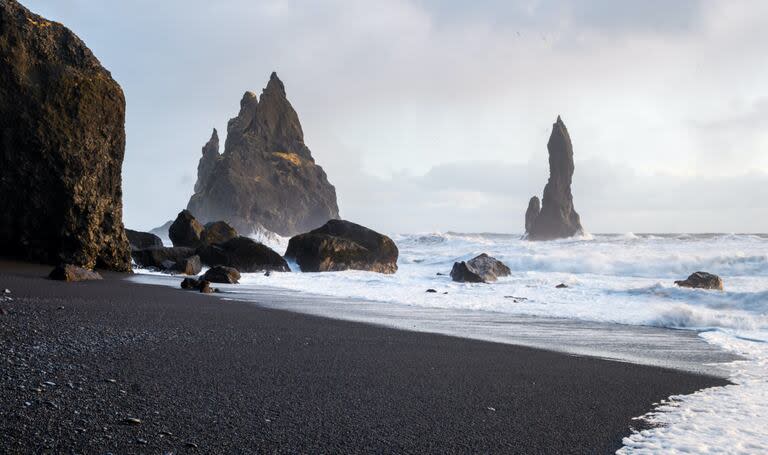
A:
0 260 728 454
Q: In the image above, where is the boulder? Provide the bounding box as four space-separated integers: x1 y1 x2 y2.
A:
180 277 214 293
526 116 584 240
126 229 163 251
132 246 196 271
203 266 241 284
200 221 238 246
197 236 289 273
186 72 339 237
450 254 511 283
49 264 103 282
675 272 724 291
174 255 202 275
0 1 131 271
169 210 205 247
285 220 398 273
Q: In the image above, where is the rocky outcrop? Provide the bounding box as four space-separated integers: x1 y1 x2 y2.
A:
203 266 241 284
525 197 541 234
169 210 204 247
0 1 131 271
285 220 398 273
450 254 511 283
195 129 220 193
126 229 163 251
187 72 339 237
131 246 196 272
197 237 289 273
200 221 238 246
49 264 103 282
174 255 202 275
675 272 724 291
525 116 583 240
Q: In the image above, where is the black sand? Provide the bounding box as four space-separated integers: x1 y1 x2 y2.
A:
0 261 728 454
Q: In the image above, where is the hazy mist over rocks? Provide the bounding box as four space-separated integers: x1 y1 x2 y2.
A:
25 0 768 233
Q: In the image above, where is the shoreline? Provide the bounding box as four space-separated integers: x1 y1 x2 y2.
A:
1 260 729 453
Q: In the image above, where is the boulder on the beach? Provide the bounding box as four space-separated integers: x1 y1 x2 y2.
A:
450 254 511 283
675 272 724 291
132 246 196 271
169 210 205 248
525 116 584 240
0 1 131 271
180 277 215 293
126 229 164 251
186 72 339 237
285 220 399 273
201 221 238 246
203 266 241 284
49 264 103 282
197 237 289 273
174 255 202 275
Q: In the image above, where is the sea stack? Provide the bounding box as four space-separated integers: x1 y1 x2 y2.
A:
187 72 339 237
525 116 583 240
0 1 131 271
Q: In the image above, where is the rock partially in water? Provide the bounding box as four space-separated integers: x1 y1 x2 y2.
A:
186 72 339 236
450 254 511 283
125 229 163 251
203 266 241 284
526 116 584 240
197 237 289 273
0 1 131 271
169 210 205 248
132 247 196 271
285 220 399 273
525 196 541 235
675 272 724 291
49 265 103 282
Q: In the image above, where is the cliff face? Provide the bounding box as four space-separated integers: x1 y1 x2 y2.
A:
187 72 339 237
0 0 131 270
526 116 583 240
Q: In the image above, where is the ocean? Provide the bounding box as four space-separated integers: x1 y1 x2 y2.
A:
135 232 768 452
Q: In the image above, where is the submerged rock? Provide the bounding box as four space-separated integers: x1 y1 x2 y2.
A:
450 254 511 283
203 266 241 284
126 229 163 251
169 210 205 248
0 1 131 271
675 272 724 291
526 116 584 240
49 265 103 282
187 72 339 236
285 220 399 273
197 237 289 273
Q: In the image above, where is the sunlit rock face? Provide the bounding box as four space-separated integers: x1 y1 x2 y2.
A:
525 116 583 241
0 0 131 271
187 72 339 237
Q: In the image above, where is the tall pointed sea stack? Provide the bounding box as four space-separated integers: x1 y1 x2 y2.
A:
525 116 583 240
0 0 131 270
187 72 339 237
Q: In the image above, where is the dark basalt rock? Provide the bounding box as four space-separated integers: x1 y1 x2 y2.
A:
203 266 241 284
201 221 238 246
174 255 202 275
132 246 196 271
526 116 584 240
169 210 204 247
49 264 103 282
525 197 541 235
197 236 289 273
180 277 214 293
125 229 163 251
285 220 398 273
675 272 724 291
450 254 511 283
0 1 131 271
556 283 569 289
187 72 339 237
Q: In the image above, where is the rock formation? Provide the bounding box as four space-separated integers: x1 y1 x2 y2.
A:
196 237 289 273
169 210 205 248
525 116 583 240
525 197 541 234
126 229 164 251
0 1 131 271
285 220 399 273
675 272 724 291
450 254 511 283
203 266 241 284
49 264 103 282
187 72 339 237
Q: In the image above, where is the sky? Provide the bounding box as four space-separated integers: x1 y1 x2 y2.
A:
25 0 768 234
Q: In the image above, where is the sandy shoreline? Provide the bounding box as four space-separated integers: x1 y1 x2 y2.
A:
0 260 728 453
